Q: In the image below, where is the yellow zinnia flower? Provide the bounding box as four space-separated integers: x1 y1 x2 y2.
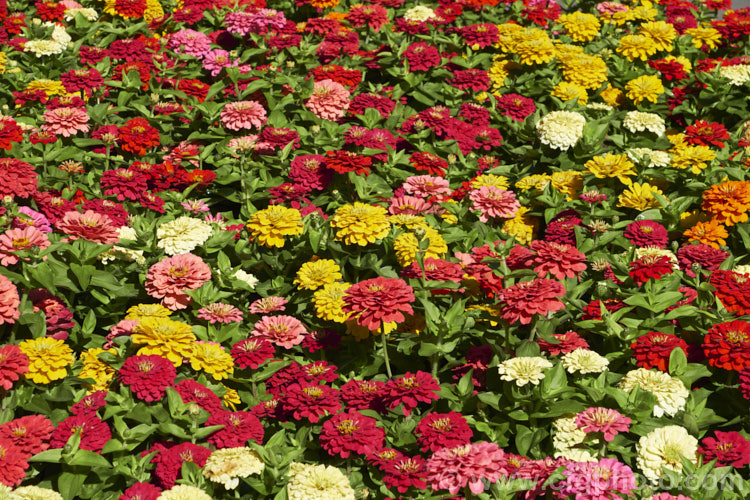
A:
19 338 74 384
502 206 537 245
552 81 589 105
221 385 241 411
78 348 117 392
625 75 664 105
331 203 390 246
601 85 625 107
313 282 351 323
515 174 551 191
685 27 722 50
27 79 67 97
618 182 667 210
294 258 342 290
669 146 716 175
558 12 601 42
551 171 583 200
585 154 637 184
472 174 509 190
616 34 657 61
561 54 608 90
189 342 234 380
639 21 676 52
393 227 447 267
131 317 196 366
247 206 304 248
125 303 172 321
513 29 555 65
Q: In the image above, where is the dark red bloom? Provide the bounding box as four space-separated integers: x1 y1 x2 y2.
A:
79 46 110 65
544 211 583 246
699 431 750 468
383 371 440 416
0 344 28 391
710 270 750 316
118 482 162 500
119 355 176 402
581 299 627 321
403 42 441 71
60 68 104 94
205 411 264 448
320 410 385 458
347 4 389 31
741 368 750 399
451 344 493 390
382 455 428 494
677 244 729 277
368 447 406 471
0 158 38 199
147 442 211 488
0 438 28 487
648 59 687 81
50 414 111 453
71 391 108 416
415 412 473 452
703 320 750 371
119 118 160 155
230 339 275 370
282 382 341 423
260 127 300 150
80 199 130 227
624 220 669 248
538 331 589 356
629 255 675 286
101 168 149 202
340 379 386 411
301 329 341 353
325 150 372 176
631 332 690 371
301 361 338 384
449 69 490 92
177 79 210 102
685 120 730 148
0 415 53 457
343 277 415 331
310 65 362 89
458 24 500 47
349 93 396 118
409 152 448 177
174 379 223 413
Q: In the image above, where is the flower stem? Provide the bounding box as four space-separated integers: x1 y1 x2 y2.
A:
380 323 392 378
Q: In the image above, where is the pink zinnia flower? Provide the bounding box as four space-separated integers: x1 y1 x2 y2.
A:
202 49 236 77
425 442 508 495
220 101 267 131
12 207 52 233
343 277 415 332
0 345 28 390
167 29 211 58
247 8 287 34
469 186 520 222
57 210 120 244
144 253 212 310
498 278 566 325
388 195 431 215
104 319 138 349
306 79 351 121
403 175 451 198
526 240 587 281
597 1 629 14
0 275 21 326
41 106 90 137
559 458 636 500
197 303 243 324
224 12 255 35
0 226 51 265
250 315 306 348
575 407 631 441
249 296 288 314
181 200 210 213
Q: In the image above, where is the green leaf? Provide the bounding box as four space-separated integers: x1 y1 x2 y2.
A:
29 449 63 463
669 347 688 376
69 450 112 468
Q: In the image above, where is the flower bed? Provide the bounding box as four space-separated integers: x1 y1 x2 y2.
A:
0 0 750 498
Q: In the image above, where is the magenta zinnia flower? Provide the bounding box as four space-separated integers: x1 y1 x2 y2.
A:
498 278 567 325
403 175 451 198
306 79 351 121
119 355 176 402
250 315 306 349
559 458 636 500
699 431 750 468
144 253 212 311
41 106 90 137
425 442 508 495
220 100 267 131
343 277 415 331
469 186 520 222
197 303 243 324
624 220 669 248
575 407 631 442
319 410 385 459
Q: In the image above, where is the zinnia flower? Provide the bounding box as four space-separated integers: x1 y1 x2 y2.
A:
425 442 507 495
342 277 415 331
562 348 610 374
306 79 350 121
699 431 750 468
469 186 520 222
536 111 586 150
702 320 750 371
144 253 212 310
0 345 28 390
525 240 587 280
382 371 441 416
415 412 473 452
624 220 669 248
19 337 73 384
0 415 53 457
205 411 264 448
636 426 698 481
118 117 160 155
221 101 267 131
41 106 90 137
497 357 553 386
497 278 566 325
119 354 176 401
282 382 342 423
50 414 111 453
625 75 664 105
157 485 211 500
250 315 307 348
629 254 674 285
331 203 390 246
247 206 303 248
0 275 20 326
574 407 631 441
131 317 196 366
319 410 385 459
559 458 636 499
286 462 355 500
293 259 342 290
230 339 275 370
0 438 28 487
710 270 750 315
202 447 264 489
156 217 213 255
631 332 689 371
57 210 120 244
619 368 689 417
197 303 243 324
189 341 234 380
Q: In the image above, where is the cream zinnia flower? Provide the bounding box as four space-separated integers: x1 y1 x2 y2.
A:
622 111 665 136
203 447 264 489
156 217 213 255
99 226 146 265
552 416 587 452
157 485 212 500
636 426 698 481
536 111 586 150
287 462 355 500
562 348 610 374
403 5 436 21
627 148 670 168
233 269 259 289
618 368 688 417
497 357 553 387
719 64 750 86
12 486 64 500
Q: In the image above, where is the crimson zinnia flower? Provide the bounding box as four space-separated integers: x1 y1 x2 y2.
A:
702 320 750 371
0 158 38 199
0 118 23 150
174 379 223 413
230 338 275 370
148 442 211 489
50 414 111 453
0 344 28 390
623 220 669 248
340 379 386 411
205 410 264 448
101 168 149 201
710 270 750 316
403 42 441 71
119 355 176 402
741 368 750 400
319 410 385 458
631 332 689 371
629 255 674 286
496 94 536 122
343 277 415 331
415 412 473 452
497 278 566 325
383 371 440 416
685 120 730 148
699 431 750 468
119 117 160 155
537 330 589 355
382 455 428 494
0 415 53 457
282 382 341 423
677 244 729 277
118 482 162 500
525 240 587 280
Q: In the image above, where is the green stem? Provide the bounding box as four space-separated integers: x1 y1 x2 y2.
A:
380 323 392 378
239 154 251 218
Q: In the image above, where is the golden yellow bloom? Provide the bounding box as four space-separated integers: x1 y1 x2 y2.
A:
331 203 390 246
496 23 524 52
313 282 352 323
189 342 234 380
125 303 172 321
472 174 509 190
389 214 427 230
558 12 601 42
247 206 304 248
611 10 635 25
625 75 664 105
685 27 722 50
488 59 514 90
670 146 716 174
639 21 676 51
617 34 657 61
551 171 583 200
601 85 626 107
683 219 728 248
310 0 340 8
631 5 658 21
502 206 537 245
555 43 585 62
131 317 196 366
552 81 589 105
0 52 6 75
618 182 667 210
513 30 556 65
294 259 342 290
393 227 447 266
27 79 67 97
19 338 74 384
515 174 552 191
144 0 164 21
79 348 117 392
221 385 241 411
585 153 637 184
561 54 608 90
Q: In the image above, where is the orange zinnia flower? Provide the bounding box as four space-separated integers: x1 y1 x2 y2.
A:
684 219 728 248
701 180 750 226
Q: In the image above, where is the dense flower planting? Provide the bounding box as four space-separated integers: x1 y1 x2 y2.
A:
1 0 750 498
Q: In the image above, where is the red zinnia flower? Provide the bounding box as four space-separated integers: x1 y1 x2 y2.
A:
458 24 500 47
631 332 690 371
0 345 28 390
118 482 162 500
325 150 372 176
403 42 441 71
282 382 341 423
677 244 729 277
382 455 428 494
623 220 669 248
148 442 211 489
449 69 490 92
0 438 28 487
343 277 415 331
525 240 587 281
340 379 386 411
710 270 750 315
629 255 674 286
415 412 473 452
400 257 464 283
497 278 566 325
50 414 111 453
347 4 389 31
174 379 223 413
230 339 275 370
0 158 38 199
740 368 750 400
71 391 108 416
0 415 53 457
119 355 176 402
409 152 448 177
699 431 750 468
101 168 149 202
0 118 23 150
60 68 104 94
205 411 264 448
383 371 440 416
497 93 537 122
319 410 385 458
703 320 750 371
537 330 589 356
685 120 729 148
115 0 147 18
119 117 160 155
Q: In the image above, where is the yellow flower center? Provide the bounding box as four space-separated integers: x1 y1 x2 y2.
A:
337 419 359 435
303 386 323 398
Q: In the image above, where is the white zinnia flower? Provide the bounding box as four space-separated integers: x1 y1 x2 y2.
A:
552 416 587 451
562 348 610 374
403 5 437 21
636 426 698 481
733 264 750 275
555 448 598 462
618 368 689 417
622 111 666 136
13 486 64 500
627 148 671 168
156 217 213 255
233 269 259 289
24 40 65 57
64 8 99 22
49 23 72 46
287 462 355 500
157 485 212 500
536 111 586 150
497 357 553 387
719 64 750 86
203 447 264 489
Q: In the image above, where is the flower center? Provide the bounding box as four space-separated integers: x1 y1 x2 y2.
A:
429 417 452 431
12 237 31 249
303 386 323 398
725 329 748 344
337 419 359 434
137 361 154 373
